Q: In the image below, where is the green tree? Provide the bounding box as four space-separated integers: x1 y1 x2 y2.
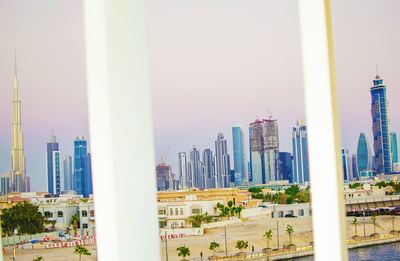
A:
70 214 80 235
235 240 249 252
73 245 91 261
286 225 294 246
351 217 359 237
209 241 220 255
285 185 300 197
248 187 262 193
235 206 243 218
1 202 44 236
263 229 273 249
33 257 44 261
177 245 190 260
186 213 212 228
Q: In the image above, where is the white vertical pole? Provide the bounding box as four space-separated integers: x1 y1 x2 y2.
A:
299 1 348 260
83 0 160 260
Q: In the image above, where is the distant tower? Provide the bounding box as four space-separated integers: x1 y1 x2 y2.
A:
188 146 202 188
46 134 61 194
202 149 215 188
249 119 264 185
357 133 373 173
63 155 73 190
73 136 92 197
370 74 392 173
215 134 230 188
178 152 187 189
11 53 28 192
342 149 352 183
278 152 293 183
263 118 279 183
232 125 248 186
291 121 309 184
391 132 399 166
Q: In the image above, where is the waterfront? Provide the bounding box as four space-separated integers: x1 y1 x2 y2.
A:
293 242 400 261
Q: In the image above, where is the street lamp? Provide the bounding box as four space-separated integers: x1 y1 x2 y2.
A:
12 228 18 261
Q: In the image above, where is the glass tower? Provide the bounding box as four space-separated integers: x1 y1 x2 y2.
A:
63 155 73 190
357 133 373 173
370 74 392 173
291 121 309 184
391 132 399 166
73 136 93 197
249 119 265 185
232 125 248 186
47 135 60 194
215 134 230 188
278 152 293 183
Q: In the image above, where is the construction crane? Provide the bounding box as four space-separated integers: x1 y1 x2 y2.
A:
160 147 170 164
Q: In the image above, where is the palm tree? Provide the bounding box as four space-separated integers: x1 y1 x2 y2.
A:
70 214 80 235
209 241 220 255
235 206 243 218
186 213 213 228
177 245 190 261
286 225 294 246
351 217 359 237
73 245 91 261
263 229 273 249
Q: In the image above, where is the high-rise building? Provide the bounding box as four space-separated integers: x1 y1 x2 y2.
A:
73 136 93 197
46 135 61 194
189 146 202 188
156 163 172 191
178 152 187 189
0 173 11 195
351 154 359 180
202 149 215 188
278 152 293 183
357 133 373 174
215 134 230 188
391 132 399 166
370 74 392 174
249 119 264 185
232 125 248 186
63 155 73 190
11 53 29 192
291 121 309 184
342 149 352 183
263 118 279 183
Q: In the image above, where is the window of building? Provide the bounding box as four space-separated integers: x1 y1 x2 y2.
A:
83 223 88 228
180 208 183 215
57 211 63 217
175 208 178 215
169 208 173 216
159 221 167 228
44 211 52 218
82 210 88 217
158 209 166 215
191 208 202 215
299 209 305 216
90 210 95 217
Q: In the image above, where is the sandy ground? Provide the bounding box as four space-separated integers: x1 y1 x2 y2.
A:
160 215 400 261
3 243 97 261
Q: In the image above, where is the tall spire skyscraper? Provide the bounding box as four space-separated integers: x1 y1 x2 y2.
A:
11 53 28 192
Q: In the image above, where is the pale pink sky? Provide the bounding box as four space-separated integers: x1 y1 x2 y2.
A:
0 0 399 190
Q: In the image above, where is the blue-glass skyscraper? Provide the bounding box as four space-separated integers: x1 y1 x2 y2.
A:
391 132 398 166
357 133 373 173
46 134 61 194
291 121 309 184
342 148 352 182
232 125 248 186
370 74 392 174
73 136 93 197
278 152 293 183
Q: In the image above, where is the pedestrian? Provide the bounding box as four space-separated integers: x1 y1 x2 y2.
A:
252 245 254 252
200 251 203 260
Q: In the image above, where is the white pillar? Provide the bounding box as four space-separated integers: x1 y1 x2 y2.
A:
83 0 160 260
299 1 348 260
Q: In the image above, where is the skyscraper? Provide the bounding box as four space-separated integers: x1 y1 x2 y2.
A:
370 74 392 174
342 149 352 183
249 119 264 185
391 132 399 166
63 155 73 191
0 173 11 195
202 149 215 188
232 125 248 186
73 136 93 197
215 133 230 188
11 53 29 192
351 154 359 180
263 118 279 183
46 134 61 194
291 121 309 184
357 133 373 173
178 152 187 189
189 146 202 188
156 162 172 191
278 152 293 183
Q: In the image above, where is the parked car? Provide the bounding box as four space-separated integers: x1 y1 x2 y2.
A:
285 214 297 218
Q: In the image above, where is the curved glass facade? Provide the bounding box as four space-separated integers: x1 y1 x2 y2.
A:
357 133 372 173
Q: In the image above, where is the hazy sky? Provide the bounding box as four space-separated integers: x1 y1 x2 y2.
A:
0 0 398 191
0 0 89 191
